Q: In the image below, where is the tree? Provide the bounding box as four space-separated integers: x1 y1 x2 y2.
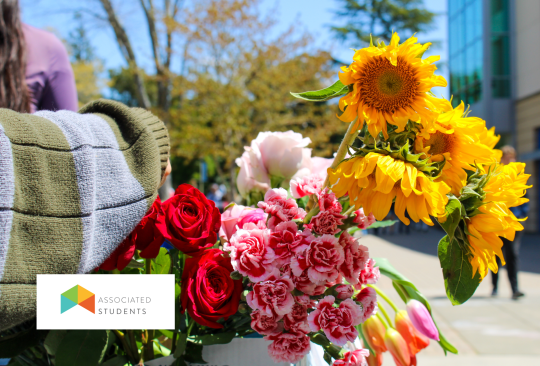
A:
67 13 104 105
330 0 435 46
80 0 344 200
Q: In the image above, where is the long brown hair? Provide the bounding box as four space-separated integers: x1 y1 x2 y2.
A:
0 0 29 112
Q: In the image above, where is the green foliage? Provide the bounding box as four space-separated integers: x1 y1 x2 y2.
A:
438 235 482 306
99 356 129 366
290 80 350 101
55 330 111 366
152 248 172 274
330 0 436 46
0 327 48 358
189 333 236 345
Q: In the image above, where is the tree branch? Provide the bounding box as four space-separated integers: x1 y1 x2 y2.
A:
98 0 151 108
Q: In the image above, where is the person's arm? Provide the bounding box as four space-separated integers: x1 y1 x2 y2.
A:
0 99 169 331
38 35 78 111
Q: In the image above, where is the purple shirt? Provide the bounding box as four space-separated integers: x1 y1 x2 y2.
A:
23 24 78 112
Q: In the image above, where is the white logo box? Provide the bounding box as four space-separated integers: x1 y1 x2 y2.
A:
37 274 175 330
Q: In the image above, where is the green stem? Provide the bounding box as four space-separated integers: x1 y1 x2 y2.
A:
343 205 356 217
376 313 389 330
145 258 152 275
127 330 140 363
112 330 137 363
378 301 394 329
186 318 195 337
369 284 399 312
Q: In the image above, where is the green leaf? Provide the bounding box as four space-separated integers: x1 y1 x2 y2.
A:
290 80 349 102
347 220 397 235
173 333 187 358
298 195 310 210
175 283 181 299
183 341 205 364
439 196 463 242
159 330 174 339
126 259 144 269
438 235 482 305
55 330 109 366
99 356 129 366
44 330 68 356
189 332 235 345
153 248 171 274
0 328 49 358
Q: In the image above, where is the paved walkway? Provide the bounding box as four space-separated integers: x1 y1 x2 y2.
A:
361 229 540 366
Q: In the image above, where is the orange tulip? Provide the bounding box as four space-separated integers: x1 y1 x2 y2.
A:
384 328 411 366
362 316 387 353
395 310 430 365
366 351 383 366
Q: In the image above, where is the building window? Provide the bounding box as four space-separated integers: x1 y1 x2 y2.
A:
490 0 510 98
449 0 483 107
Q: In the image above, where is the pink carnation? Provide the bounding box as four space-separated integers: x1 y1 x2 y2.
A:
308 209 346 235
291 234 344 285
357 259 380 287
307 295 364 346
288 267 326 296
283 303 309 334
353 208 376 230
246 269 295 319
290 173 325 199
318 189 342 212
355 287 378 322
336 284 354 300
250 310 283 336
258 188 305 229
338 232 370 285
224 223 274 282
295 294 316 308
333 349 370 366
268 221 308 266
265 331 311 364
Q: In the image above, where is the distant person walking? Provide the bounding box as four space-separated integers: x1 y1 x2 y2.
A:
491 146 528 300
0 0 77 113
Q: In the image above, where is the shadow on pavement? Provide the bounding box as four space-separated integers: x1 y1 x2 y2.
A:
372 226 540 274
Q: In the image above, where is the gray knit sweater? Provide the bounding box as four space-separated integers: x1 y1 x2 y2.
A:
0 99 169 330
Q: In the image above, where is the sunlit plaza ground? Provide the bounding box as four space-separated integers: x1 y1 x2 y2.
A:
363 228 540 366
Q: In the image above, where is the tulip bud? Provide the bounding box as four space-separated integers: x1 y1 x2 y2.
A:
361 316 387 353
384 328 411 366
395 310 429 357
406 300 440 341
366 352 383 366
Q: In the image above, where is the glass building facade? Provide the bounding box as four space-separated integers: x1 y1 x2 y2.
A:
449 0 483 107
449 0 511 107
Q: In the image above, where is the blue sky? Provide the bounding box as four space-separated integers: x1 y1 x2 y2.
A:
21 0 448 98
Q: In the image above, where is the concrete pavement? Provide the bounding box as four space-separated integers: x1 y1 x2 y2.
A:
360 228 540 366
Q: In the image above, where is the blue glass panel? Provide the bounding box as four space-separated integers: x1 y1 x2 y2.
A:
465 3 475 45
491 0 508 32
475 0 483 39
475 39 483 83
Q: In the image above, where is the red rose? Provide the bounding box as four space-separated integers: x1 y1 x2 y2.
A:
181 248 243 328
160 184 221 255
99 236 136 271
135 197 165 259
100 197 164 270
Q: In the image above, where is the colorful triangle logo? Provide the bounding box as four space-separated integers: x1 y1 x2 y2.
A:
61 285 95 314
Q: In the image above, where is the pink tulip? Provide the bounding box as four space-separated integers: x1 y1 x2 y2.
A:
406 300 440 341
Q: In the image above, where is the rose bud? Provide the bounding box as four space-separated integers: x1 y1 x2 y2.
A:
384 328 411 366
406 300 439 341
361 316 387 353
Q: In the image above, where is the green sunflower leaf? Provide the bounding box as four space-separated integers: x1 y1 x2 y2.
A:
439 196 463 242
438 235 482 305
290 80 350 102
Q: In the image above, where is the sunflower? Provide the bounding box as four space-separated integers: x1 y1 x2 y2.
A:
465 163 531 279
414 101 499 195
338 33 447 139
328 152 450 225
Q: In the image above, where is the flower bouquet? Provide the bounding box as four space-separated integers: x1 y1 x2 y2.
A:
12 32 530 366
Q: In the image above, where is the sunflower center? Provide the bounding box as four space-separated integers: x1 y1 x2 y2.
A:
424 131 455 156
359 56 418 113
